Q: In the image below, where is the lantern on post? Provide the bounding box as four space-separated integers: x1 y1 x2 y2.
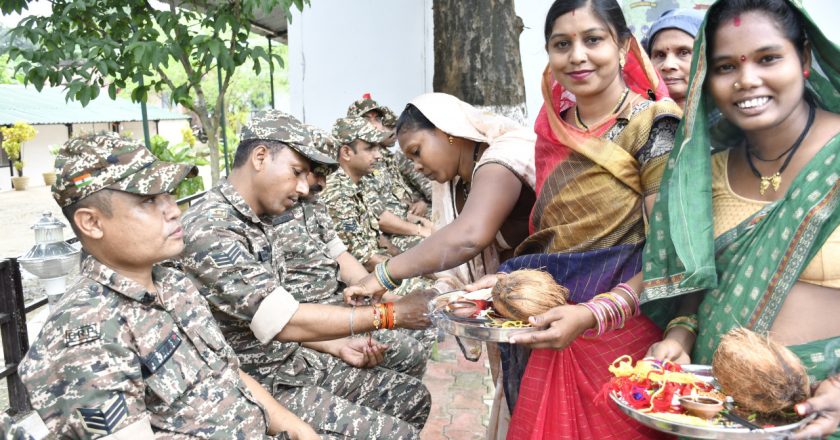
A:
18 212 81 308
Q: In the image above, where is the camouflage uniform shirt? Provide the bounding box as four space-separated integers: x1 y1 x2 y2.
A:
320 168 382 264
272 197 346 304
19 256 269 439
179 180 328 387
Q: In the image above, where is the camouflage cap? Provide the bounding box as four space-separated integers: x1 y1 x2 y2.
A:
304 123 339 176
331 117 388 148
52 132 194 208
240 110 337 166
346 95 398 128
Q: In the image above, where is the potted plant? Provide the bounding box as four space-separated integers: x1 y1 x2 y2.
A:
42 144 60 186
1 122 37 191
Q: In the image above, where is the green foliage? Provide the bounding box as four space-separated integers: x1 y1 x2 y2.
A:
1 0 308 184
148 133 208 198
1 121 37 176
0 54 17 84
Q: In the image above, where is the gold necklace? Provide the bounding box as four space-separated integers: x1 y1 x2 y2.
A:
745 104 815 195
575 87 630 130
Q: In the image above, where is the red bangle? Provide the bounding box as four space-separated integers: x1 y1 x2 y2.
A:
383 302 395 330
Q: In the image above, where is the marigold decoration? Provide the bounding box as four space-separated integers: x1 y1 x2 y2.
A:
712 328 810 414
491 269 569 321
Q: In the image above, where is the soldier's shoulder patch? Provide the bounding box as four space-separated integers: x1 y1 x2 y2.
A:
77 392 128 435
210 242 245 268
341 220 358 232
209 208 229 220
64 323 101 347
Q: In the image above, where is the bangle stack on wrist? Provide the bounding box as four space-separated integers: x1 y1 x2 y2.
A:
664 314 698 336
374 259 402 291
580 282 641 338
372 303 396 330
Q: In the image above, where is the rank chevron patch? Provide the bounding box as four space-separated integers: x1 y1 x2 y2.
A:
77 393 129 435
211 243 245 267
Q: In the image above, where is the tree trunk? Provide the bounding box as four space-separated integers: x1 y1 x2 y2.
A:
433 0 527 123
193 102 221 186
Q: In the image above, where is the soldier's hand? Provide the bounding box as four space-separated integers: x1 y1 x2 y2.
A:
417 224 432 238
285 419 320 440
409 200 428 217
343 274 386 306
393 288 438 329
338 337 388 368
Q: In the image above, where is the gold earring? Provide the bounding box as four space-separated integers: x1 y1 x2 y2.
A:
619 55 625 71
448 136 454 145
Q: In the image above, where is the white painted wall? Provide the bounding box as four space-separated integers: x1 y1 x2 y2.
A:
288 0 434 132
288 0 837 131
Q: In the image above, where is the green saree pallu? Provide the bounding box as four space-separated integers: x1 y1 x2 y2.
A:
642 0 840 391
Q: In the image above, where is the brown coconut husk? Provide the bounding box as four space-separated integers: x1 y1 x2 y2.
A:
491 269 569 321
712 328 810 414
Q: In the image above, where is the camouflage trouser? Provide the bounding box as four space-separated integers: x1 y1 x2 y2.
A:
372 329 431 378
272 357 430 439
388 233 423 253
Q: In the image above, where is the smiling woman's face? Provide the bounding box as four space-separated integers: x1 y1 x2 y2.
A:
398 128 460 183
545 6 623 99
707 11 808 133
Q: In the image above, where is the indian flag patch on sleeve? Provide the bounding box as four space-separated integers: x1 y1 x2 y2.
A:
72 173 94 188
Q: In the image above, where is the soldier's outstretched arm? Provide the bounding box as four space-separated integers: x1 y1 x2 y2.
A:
19 331 156 439
275 287 437 342
238 370 319 440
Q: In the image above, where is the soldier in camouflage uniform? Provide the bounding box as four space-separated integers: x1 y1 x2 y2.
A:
347 95 432 252
346 97 434 253
321 116 429 263
18 132 316 439
179 111 433 439
272 126 432 379
347 95 433 203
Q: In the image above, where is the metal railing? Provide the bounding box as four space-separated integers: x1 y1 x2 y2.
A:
0 191 206 414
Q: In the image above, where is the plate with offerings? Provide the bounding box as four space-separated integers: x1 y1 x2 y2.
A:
607 328 817 439
429 270 570 343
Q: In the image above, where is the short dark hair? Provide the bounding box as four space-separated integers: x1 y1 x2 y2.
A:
395 104 437 136
232 139 289 168
61 189 114 237
544 0 632 46
706 0 807 60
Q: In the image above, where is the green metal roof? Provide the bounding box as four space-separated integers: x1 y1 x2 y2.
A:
0 84 190 126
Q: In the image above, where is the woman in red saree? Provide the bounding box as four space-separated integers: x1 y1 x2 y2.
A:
467 0 682 438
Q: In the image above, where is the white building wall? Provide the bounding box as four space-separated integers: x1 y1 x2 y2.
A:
288 0 434 132
289 1 837 132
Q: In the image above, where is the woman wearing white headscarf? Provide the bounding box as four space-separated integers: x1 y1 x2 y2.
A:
346 92 536 438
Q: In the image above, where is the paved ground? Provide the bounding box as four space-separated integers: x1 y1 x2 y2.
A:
0 183 70 258
421 337 494 440
0 185 497 437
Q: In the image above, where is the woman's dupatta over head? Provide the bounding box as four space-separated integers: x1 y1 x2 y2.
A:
524 39 679 255
642 0 840 364
504 37 676 440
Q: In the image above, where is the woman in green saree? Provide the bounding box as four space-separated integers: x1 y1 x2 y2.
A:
643 0 840 437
